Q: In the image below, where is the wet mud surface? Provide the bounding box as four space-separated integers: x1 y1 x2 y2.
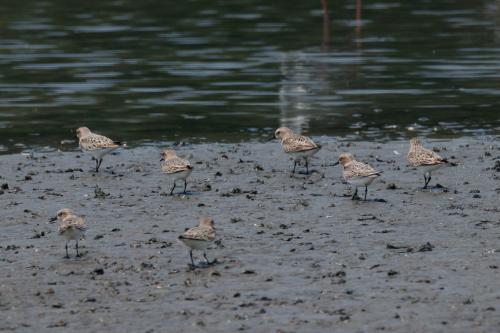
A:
1 138 500 332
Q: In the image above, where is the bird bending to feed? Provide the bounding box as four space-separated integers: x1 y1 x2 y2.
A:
178 217 216 267
76 127 123 172
273 127 321 174
51 208 87 258
161 149 193 195
335 153 381 200
407 138 448 189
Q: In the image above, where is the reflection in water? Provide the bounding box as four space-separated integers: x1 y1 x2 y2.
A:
484 0 500 41
355 0 362 47
278 0 364 135
0 0 499 153
279 1 332 134
321 0 330 51
278 56 313 133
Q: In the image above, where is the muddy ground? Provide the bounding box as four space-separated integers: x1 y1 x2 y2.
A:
1 138 500 332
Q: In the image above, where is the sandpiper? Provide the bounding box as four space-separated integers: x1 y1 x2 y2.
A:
273 127 321 174
334 153 381 200
51 208 87 258
407 138 448 189
161 149 193 195
179 217 216 267
76 127 123 172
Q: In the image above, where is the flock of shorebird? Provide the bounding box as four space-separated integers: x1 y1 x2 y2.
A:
55 126 449 267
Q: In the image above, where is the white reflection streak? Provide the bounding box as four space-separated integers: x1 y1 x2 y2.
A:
278 1 331 134
484 0 500 41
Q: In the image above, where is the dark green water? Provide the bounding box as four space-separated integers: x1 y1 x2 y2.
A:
1 0 499 153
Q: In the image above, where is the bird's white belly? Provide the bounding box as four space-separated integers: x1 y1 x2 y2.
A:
168 169 192 181
420 164 443 174
289 148 319 160
83 147 118 160
347 176 376 187
62 228 84 241
180 238 210 250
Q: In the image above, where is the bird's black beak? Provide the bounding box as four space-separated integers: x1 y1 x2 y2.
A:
49 216 57 222
332 161 339 166
267 134 276 142
160 158 164 162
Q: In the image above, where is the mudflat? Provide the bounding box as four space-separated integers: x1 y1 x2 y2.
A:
1 138 499 332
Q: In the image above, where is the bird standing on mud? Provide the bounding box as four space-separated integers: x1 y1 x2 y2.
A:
335 153 381 200
51 208 87 258
161 149 193 195
76 127 123 172
273 127 321 175
407 138 448 189
178 217 216 268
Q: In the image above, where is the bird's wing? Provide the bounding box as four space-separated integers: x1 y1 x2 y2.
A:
182 226 215 241
80 134 119 150
162 157 192 174
59 215 87 233
282 135 319 153
350 160 381 177
415 147 446 166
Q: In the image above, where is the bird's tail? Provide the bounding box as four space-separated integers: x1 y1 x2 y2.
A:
114 141 127 147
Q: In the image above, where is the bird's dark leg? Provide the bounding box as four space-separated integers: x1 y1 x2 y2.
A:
305 158 309 175
189 249 195 267
364 186 368 201
65 241 69 259
203 252 212 265
351 187 359 200
423 173 431 189
76 240 80 257
292 160 297 174
96 158 103 172
183 179 187 194
170 180 176 195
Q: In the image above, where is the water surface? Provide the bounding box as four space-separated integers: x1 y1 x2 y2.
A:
1 0 499 153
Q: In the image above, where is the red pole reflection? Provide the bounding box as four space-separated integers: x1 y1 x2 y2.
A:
320 0 330 51
356 0 362 47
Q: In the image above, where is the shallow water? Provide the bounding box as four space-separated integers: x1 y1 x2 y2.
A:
0 0 499 153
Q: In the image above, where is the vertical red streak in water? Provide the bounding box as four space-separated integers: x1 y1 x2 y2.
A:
356 0 362 47
321 0 330 51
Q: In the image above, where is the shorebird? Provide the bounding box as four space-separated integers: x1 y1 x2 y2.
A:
76 127 123 172
161 149 193 195
273 127 321 174
407 138 448 189
51 208 87 258
335 153 381 200
178 217 216 267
